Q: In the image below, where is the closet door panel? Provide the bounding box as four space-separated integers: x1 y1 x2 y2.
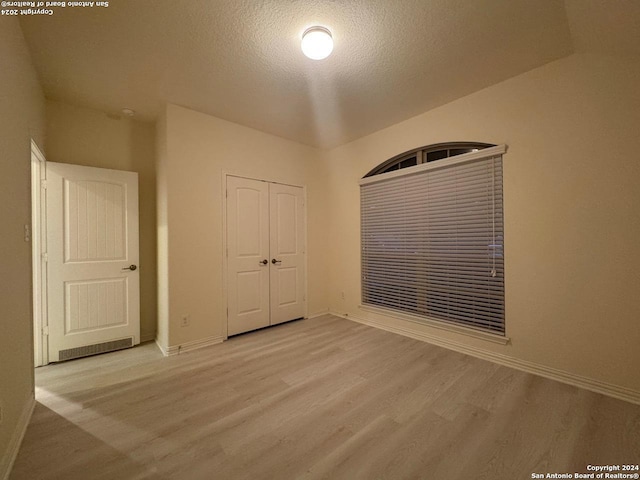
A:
269 183 305 325
227 177 270 336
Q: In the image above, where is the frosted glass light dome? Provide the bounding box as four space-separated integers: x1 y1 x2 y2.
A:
301 27 333 60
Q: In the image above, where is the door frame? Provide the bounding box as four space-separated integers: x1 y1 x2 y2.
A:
221 172 308 340
31 139 48 367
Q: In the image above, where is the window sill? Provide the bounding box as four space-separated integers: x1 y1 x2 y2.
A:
358 304 510 345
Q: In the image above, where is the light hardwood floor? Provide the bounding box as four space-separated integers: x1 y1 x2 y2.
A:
10 315 640 480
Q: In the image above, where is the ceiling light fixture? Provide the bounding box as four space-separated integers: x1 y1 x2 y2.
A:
301 26 333 60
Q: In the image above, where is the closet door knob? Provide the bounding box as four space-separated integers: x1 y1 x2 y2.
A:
259 259 268 265
271 258 282 264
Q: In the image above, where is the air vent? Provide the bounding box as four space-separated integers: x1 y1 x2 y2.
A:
58 337 133 362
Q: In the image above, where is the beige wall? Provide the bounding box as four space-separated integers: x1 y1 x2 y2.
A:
0 18 45 477
158 104 328 348
324 53 640 393
45 100 158 341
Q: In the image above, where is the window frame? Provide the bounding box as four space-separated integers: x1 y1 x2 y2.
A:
359 143 509 343
363 141 496 178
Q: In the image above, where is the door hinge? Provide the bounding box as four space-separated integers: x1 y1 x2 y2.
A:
41 179 47 190
41 252 48 262
42 326 49 336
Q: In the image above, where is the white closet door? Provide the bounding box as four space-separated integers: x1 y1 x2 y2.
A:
46 162 140 362
269 183 305 325
227 176 270 336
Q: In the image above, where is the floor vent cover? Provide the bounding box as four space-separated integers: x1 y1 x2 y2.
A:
58 337 134 362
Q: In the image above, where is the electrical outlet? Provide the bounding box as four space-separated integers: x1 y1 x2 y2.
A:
341 291 345 300
181 315 190 327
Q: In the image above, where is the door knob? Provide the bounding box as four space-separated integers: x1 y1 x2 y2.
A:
259 259 268 265
122 265 137 271
271 259 282 264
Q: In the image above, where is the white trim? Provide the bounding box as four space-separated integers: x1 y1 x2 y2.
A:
302 187 309 320
334 311 640 405
31 139 48 367
359 144 508 186
157 335 224 357
1 395 36 480
154 338 168 356
221 172 228 340
30 139 46 163
307 309 330 319
359 304 510 345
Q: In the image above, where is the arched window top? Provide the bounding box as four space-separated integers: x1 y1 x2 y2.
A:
363 141 496 178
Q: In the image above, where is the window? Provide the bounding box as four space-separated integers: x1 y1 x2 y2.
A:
364 142 494 177
360 144 506 335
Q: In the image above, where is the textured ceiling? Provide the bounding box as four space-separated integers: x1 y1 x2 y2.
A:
18 1 590 148
565 0 640 56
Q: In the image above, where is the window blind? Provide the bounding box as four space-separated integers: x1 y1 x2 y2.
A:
360 146 505 334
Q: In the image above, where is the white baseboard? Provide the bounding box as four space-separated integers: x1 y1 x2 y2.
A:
333 311 640 405
306 309 330 319
157 335 225 357
155 339 169 356
1 395 36 480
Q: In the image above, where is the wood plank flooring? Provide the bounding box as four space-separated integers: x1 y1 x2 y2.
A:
10 315 640 480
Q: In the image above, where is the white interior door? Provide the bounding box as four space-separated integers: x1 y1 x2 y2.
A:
269 183 305 325
46 162 140 362
227 176 270 336
226 177 306 336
